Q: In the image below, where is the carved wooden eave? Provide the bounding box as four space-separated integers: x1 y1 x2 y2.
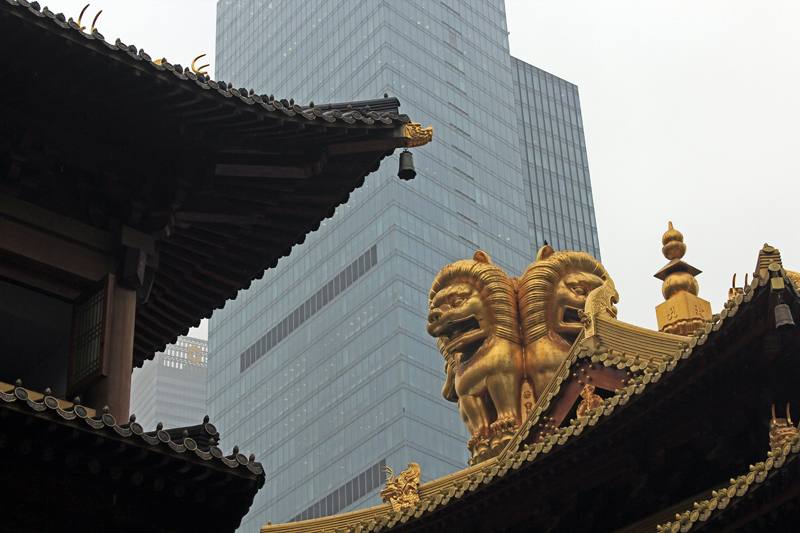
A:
0 0 432 369
0 379 265 532
262 247 800 533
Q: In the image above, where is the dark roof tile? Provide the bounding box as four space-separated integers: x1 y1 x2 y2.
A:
0 379 264 476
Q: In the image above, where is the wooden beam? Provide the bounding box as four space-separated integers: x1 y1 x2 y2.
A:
0 216 116 282
202 256 255 276
136 313 177 340
326 137 405 155
186 222 243 239
156 241 209 267
216 188 281 206
195 266 245 290
146 298 195 325
185 271 237 297
149 297 197 322
133 328 165 352
224 238 283 257
212 176 295 192
149 292 205 322
0 271 79 304
0 103 169 189
138 307 183 335
168 234 221 259
0 194 115 253
175 227 234 249
215 163 308 179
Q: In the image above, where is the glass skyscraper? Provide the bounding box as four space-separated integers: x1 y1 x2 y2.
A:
209 1 599 529
511 57 600 259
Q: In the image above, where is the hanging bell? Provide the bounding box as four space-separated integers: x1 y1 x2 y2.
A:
398 149 416 181
775 298 795 330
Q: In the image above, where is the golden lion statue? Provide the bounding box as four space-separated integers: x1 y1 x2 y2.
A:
426 251 524 463
427 246 613 464
518 245 613 398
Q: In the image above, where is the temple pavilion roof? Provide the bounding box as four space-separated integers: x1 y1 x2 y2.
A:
0 379 264 532
262 245 800 532
0 0 432 369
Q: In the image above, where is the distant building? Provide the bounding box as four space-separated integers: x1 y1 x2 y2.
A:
130 336 209 431
212 0 601 528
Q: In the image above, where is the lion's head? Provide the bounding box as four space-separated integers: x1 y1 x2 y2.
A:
427 251 519 368
519 247 610 347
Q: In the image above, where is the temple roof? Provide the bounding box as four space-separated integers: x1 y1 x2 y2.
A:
0 379 264 532
0 0 431 369
262 246 800 532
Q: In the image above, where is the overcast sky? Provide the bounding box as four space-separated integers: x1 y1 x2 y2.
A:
506 0 800 329
48 0 800 334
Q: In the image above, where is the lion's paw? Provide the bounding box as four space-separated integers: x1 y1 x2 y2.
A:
490 417 518 435
475 441 493 463
467 431 484 452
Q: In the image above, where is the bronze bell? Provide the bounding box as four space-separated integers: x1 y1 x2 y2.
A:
775 298 795 330
398 149 416 181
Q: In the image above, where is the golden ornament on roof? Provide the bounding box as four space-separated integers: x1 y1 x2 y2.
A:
654 222 711 335
380 463 421 512
402 123 434 148
661 221 686 260
191 54 210 76
576 384 604 418
77 4 101 33
769 404 798 451
662 271 698 300
427 246 614 464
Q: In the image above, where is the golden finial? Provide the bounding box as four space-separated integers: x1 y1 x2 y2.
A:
658 222 698 300
662 221 686 260
654 222 711 335
191 54 210 76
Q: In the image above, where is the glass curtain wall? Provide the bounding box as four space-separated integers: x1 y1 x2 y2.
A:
511 57 600 259
210 1 600 529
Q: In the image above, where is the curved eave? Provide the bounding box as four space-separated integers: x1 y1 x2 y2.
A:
264 253 800 532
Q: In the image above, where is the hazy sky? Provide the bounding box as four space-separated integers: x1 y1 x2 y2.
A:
46 0 800 334
506 0 800 328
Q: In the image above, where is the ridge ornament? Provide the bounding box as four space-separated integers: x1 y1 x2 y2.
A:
380 463 421 512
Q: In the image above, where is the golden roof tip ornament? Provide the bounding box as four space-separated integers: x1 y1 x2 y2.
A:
77 4 101 33
380 463 421 512
402 123 433 148
654 222 712 335
769 404 799 453
191 54 210 76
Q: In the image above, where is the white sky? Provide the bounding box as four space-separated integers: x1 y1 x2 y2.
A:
506 0 800 328
46 0 800 334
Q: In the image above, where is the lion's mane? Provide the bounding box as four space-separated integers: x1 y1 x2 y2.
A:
518 251 609 345
429 259 520 345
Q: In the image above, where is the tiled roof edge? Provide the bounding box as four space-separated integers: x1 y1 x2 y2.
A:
0 380 263 476
291 258 775 532
2 0 411 128
655 436 800 532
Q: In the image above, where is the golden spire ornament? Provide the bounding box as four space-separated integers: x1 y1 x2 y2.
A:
654 222 712 335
